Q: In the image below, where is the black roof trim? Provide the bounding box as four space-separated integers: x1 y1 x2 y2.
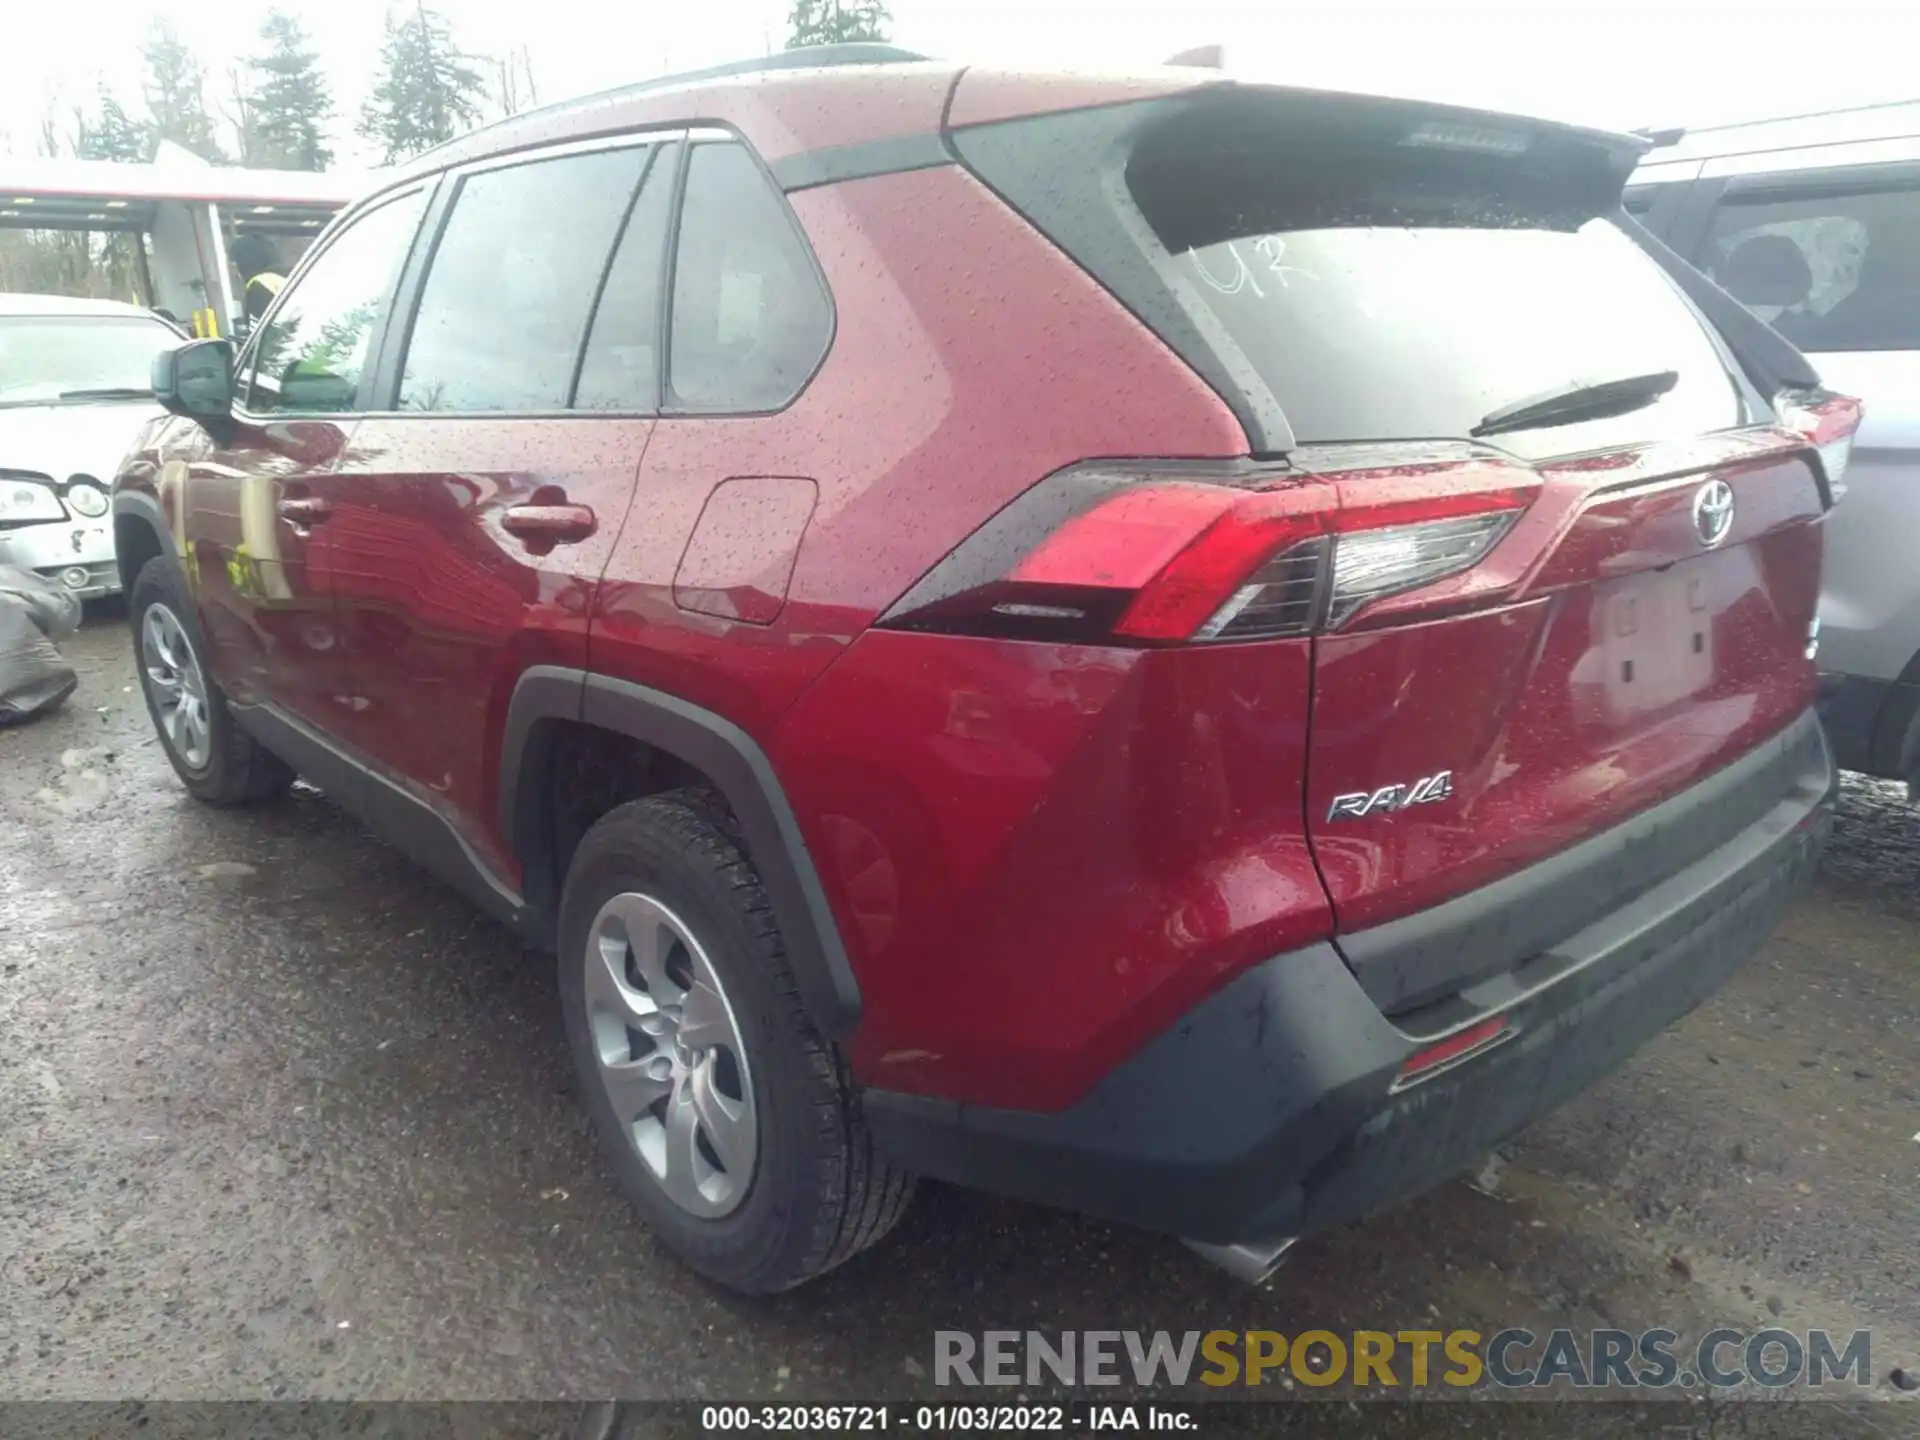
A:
771 131 953 192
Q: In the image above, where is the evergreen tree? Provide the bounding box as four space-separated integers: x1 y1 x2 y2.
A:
142 21 226 161
248 12 335 170
69 88 154 301
785 0 892 49
358 4 487 164
77 86 152 163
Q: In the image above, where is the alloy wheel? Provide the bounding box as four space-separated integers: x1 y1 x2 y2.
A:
584 892 758 1219
141 602 212 771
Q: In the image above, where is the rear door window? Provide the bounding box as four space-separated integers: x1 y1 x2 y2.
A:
666 141 831 413
1701 173 1920 353
398 145 650 412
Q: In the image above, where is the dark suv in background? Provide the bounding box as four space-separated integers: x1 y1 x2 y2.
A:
115 46 1848 1293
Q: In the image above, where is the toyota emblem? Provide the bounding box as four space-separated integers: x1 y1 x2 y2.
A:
1692 479 1735 548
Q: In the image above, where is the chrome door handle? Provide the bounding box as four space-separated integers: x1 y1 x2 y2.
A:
277 496 333 524
502 502 597 545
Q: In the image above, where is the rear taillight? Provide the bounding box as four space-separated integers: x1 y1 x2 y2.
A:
879 456 1536 645
1779 390 1864 503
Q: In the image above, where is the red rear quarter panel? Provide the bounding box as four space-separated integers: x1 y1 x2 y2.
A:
776 632 1332 1110
590 162 1245 732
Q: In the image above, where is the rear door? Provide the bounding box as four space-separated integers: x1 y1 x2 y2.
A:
322 136 677 883
1687 152 1920 696
589 135 836 727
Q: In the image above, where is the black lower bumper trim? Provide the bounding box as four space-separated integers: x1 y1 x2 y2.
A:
864 712 1834 1245
1337 712 1830 1015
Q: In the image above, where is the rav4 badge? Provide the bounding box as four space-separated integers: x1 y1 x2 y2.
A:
1326 771 1455 822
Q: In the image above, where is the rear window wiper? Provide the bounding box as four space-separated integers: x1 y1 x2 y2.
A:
57 386 154 402
1471 370 1678 439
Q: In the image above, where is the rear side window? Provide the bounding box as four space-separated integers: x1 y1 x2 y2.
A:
1703 177 1920 353
399 146 650 412
667 142 831 413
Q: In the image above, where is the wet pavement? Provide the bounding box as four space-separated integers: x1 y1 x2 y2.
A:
3 608 1918 1413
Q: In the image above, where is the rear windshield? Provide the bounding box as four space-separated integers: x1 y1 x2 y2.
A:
1125 101 1743 459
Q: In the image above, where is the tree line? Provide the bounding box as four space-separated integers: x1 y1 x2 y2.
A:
2 0 891 298
39 0 893 173
53 6 516 173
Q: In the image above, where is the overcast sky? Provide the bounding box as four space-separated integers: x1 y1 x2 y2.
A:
3 0 1915 171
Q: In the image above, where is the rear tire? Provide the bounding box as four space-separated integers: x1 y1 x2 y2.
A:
558 792 915 1293
130 556 293 806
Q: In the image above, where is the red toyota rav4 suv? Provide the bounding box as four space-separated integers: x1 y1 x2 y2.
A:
114 47 1851 1293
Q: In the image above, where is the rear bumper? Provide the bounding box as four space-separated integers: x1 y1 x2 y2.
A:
865 710 1834 1245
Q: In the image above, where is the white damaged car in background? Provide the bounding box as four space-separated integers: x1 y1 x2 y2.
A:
0 294 183 600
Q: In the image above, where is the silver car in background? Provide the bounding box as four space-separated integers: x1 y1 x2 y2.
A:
1632 104 1920 793
0 294 182 600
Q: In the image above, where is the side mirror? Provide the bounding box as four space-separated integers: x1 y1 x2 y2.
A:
153 340 236 433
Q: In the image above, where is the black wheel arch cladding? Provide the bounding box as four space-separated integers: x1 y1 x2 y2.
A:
500 666 861 1039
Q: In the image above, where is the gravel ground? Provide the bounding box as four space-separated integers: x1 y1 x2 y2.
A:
2 609 1916 1425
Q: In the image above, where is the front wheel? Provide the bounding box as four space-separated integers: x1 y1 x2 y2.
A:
558 792 915 1293
130 556 292 805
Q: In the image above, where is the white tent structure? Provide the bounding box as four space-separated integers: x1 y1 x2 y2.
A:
0 142 368 337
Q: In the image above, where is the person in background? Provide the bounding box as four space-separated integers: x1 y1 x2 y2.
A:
229 234 286 325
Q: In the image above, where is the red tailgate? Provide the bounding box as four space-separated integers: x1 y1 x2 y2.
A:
1305 432 1826 939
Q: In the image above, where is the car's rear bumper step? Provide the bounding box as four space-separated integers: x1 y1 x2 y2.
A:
863 709 1834 1246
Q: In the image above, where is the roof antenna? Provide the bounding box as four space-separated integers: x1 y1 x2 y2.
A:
1164 44 1226 68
